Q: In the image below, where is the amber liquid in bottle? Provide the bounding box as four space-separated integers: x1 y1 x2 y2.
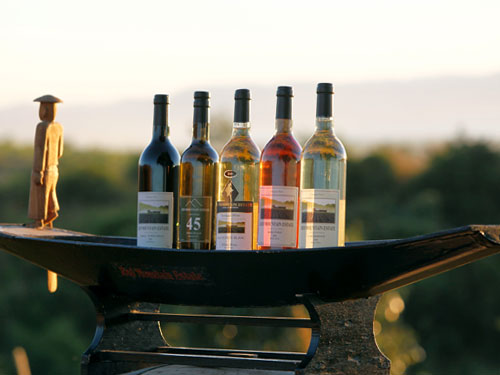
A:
258 86 302 250
299 83 347 248
178 91 218 249
216 89 260 250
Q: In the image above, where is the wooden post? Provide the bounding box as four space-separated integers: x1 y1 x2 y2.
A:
12 347 32 375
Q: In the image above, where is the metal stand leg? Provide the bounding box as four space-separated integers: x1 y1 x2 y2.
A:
299 295 390 375
81 287 166 375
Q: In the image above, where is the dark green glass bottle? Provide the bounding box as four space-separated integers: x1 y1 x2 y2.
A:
137 94 180 248
178 91 219 249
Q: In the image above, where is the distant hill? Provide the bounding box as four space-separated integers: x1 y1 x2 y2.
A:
1 73 499 151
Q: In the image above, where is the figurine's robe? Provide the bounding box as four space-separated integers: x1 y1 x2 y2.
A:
28 121 63 222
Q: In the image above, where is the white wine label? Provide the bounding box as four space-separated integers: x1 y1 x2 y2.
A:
299 189 339 248
258 186 299 248
179 196 212 244
137 191 174 248
215 201 253 250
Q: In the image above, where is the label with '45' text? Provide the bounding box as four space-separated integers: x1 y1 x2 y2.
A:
179 196 212 244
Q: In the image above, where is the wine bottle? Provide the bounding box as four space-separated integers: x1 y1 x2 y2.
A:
178 91 219 249
137 94 180 248
258 86 302 250
216 89 260 250
299 83 347 248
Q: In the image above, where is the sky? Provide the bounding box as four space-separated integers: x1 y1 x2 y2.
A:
1 0 499 148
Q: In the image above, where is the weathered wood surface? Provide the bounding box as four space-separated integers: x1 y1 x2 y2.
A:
0 225 87 238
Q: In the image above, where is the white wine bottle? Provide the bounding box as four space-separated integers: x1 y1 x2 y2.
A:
216 89 260 250
299 83 347 248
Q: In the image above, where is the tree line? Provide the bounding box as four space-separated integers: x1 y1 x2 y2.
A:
0 139 499 374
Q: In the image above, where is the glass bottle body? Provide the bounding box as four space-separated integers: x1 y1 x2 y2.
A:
178 122 218 250
138 104 180 248
258 119 302 250
299 118 346 247
216 124 260 250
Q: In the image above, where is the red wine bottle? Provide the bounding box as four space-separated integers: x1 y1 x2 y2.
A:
137 94 180 248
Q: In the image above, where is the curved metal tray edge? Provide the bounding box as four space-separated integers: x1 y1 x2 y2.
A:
0 224 499 306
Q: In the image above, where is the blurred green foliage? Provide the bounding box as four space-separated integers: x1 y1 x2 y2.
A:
0 139 499 374
347 140 500 375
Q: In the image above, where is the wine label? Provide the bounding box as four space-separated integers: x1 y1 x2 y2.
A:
179 196 212 244
215 201 253 250
299 189 339 248
137 192 174 248
258 186 299 248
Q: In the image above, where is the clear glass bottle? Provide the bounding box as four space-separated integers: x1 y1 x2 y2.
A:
216 89 260 250
258 86 302 250
178 91 219 249
299 83 347 248
137 94 180 248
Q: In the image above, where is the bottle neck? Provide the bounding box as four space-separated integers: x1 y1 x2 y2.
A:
275 119 293 133
276 95 292 120
315 117 335 132
315 90 335 132
192 106 210 142
232 122 251 137
152 103 168 141
275 95 292 133
233 94 251 137
316 91 334 117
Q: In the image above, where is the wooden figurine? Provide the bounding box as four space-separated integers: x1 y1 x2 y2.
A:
28 95 64 293
28 95 64 228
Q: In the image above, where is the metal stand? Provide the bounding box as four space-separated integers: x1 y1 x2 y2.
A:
81 290 389 375
2 224 499 374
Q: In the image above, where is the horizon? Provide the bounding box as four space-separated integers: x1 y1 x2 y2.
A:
1 72 499 152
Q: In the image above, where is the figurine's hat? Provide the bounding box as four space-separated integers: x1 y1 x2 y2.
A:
33 95 63 103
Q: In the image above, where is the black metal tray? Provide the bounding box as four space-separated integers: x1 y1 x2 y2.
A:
1 224 499 307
